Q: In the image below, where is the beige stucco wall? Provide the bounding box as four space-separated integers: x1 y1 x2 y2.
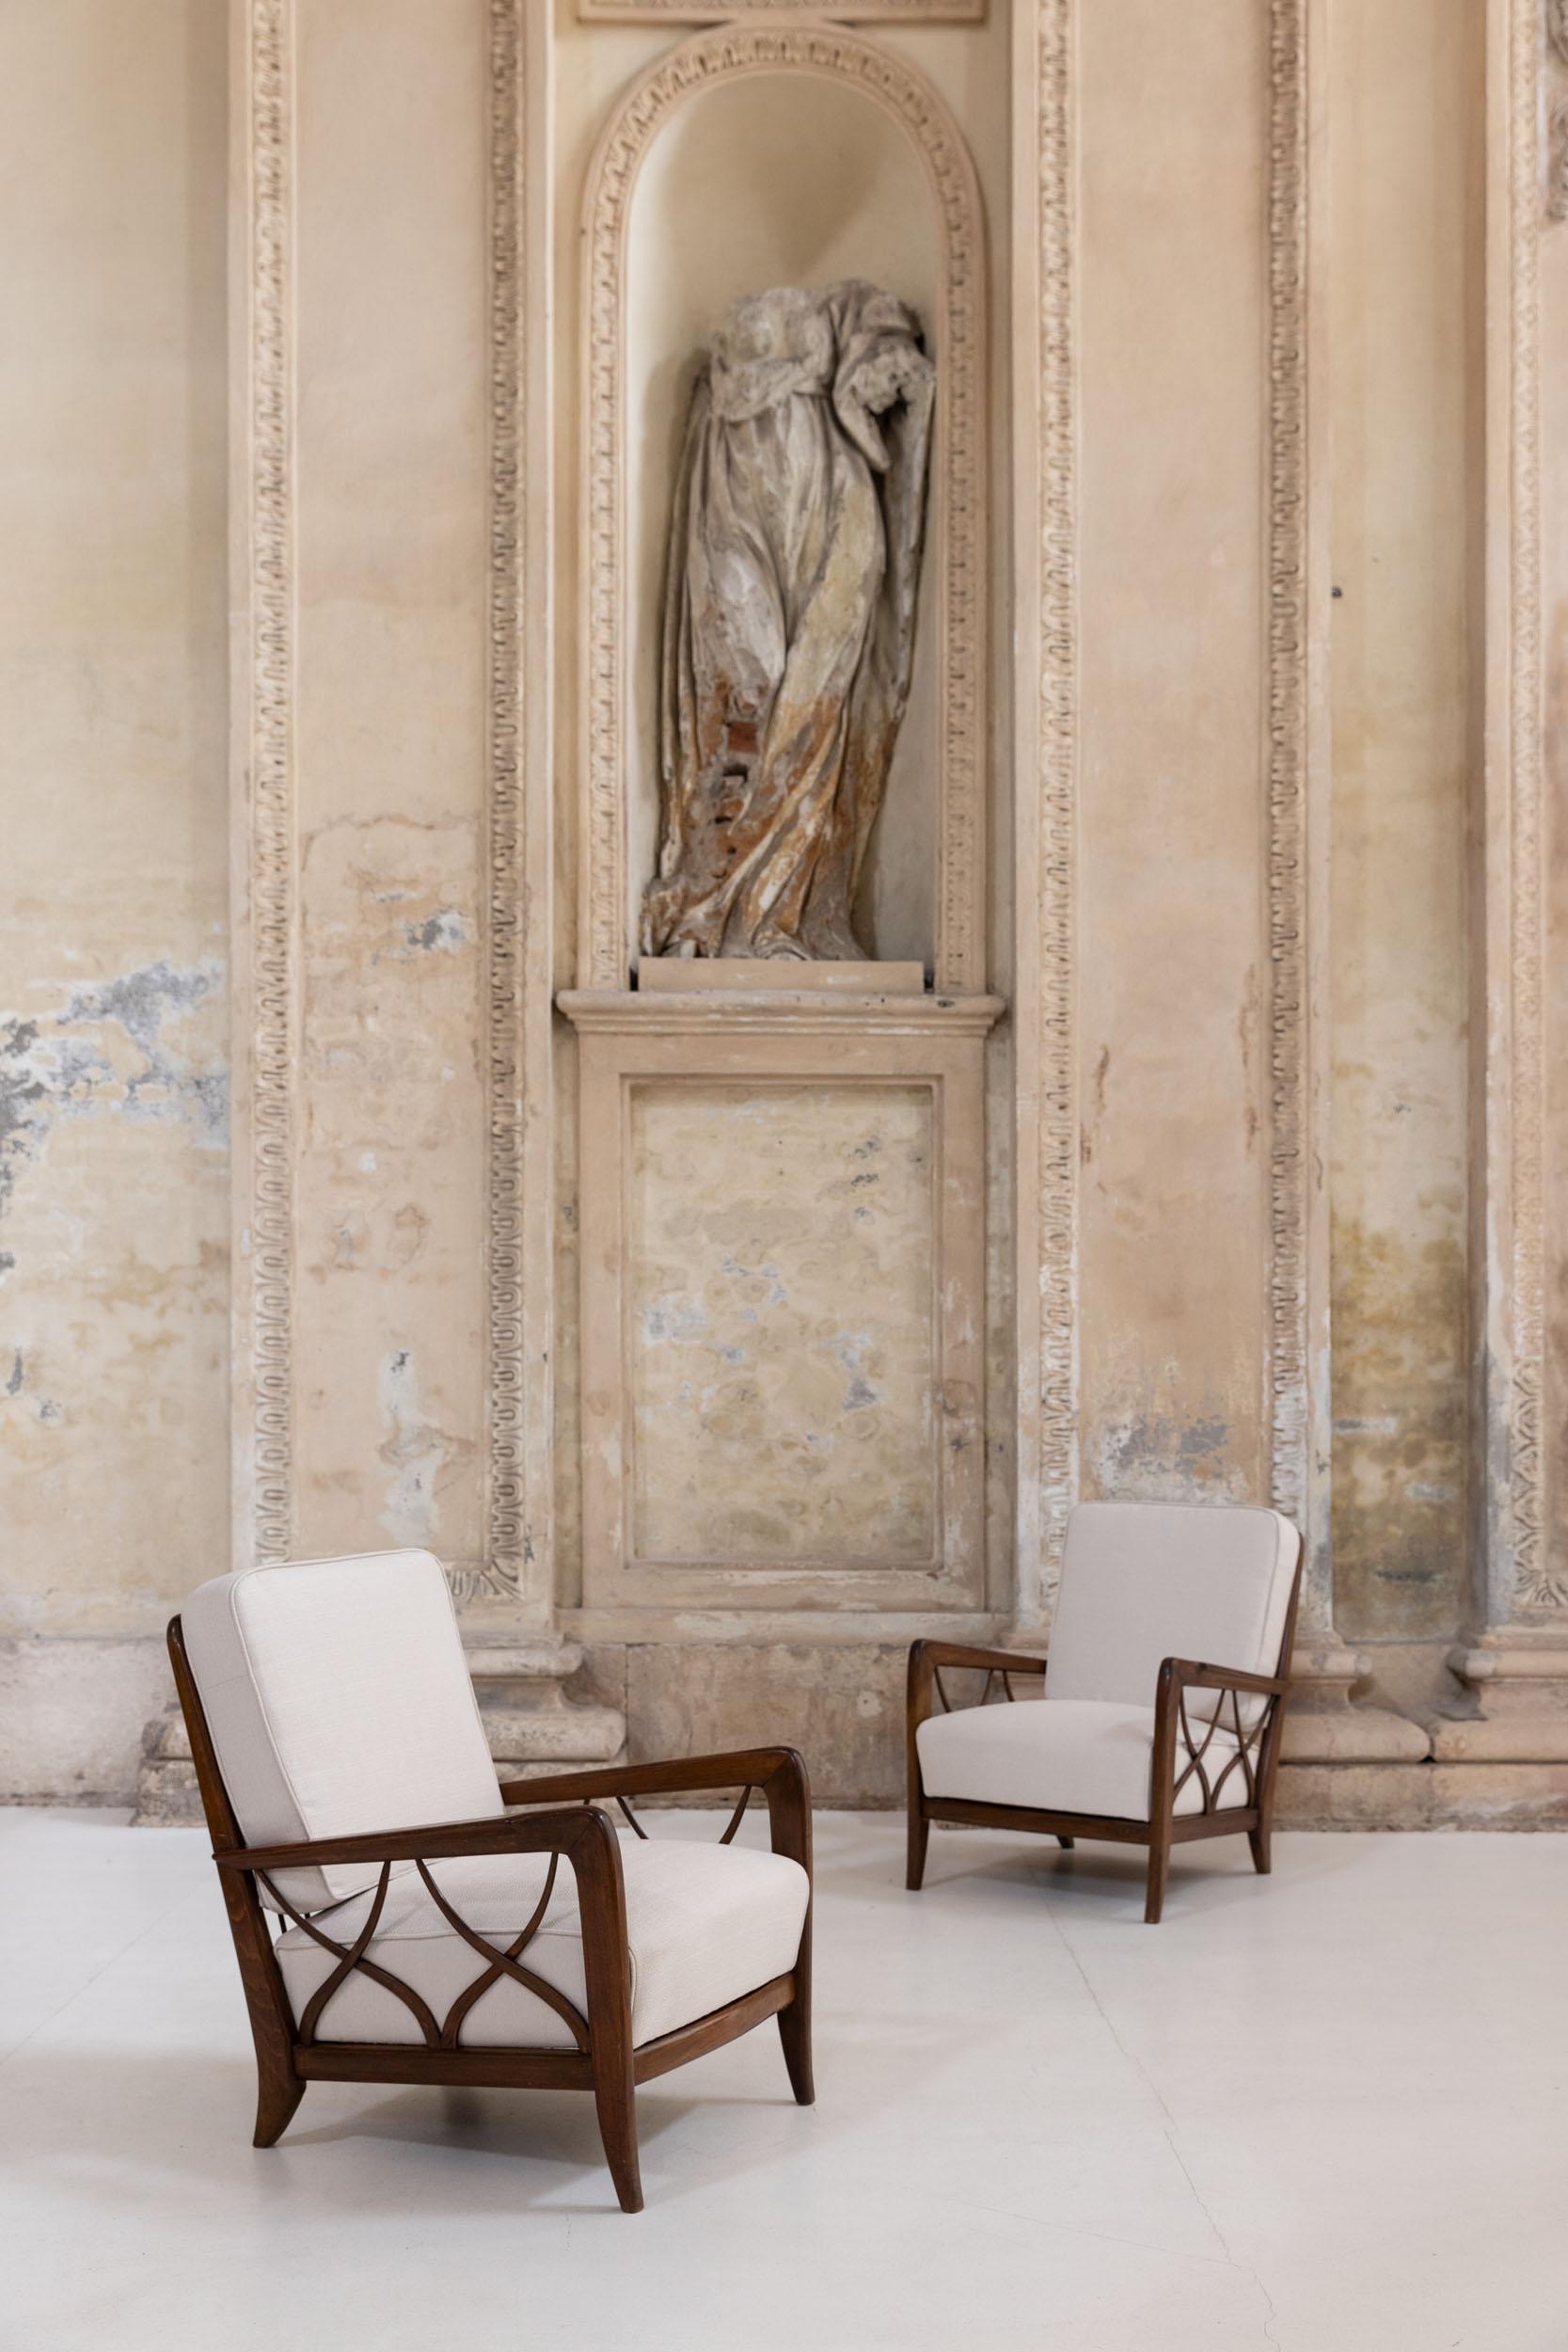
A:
1327 0 1478 1677
0 1 229 1789
5 0 1566 1819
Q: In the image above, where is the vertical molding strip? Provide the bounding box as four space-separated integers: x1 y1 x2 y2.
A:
245 0 295 1565
1266 0 1311 1534
1034 0 1079 1609
482 0 529 1602
1505 0 1549 1606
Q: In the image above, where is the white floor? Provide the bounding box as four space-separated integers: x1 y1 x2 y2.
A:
2 1812 1566 2352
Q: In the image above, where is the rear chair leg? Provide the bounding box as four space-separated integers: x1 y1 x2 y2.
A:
1248 1824 1272 1875
1056 1835 1075 1851
906 1804 930 1892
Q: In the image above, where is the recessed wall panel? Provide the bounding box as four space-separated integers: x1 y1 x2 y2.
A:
627 1081 938 1567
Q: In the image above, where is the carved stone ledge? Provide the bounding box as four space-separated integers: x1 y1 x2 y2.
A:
557 987 1006 1039
1432 1633 1568 1763
465 1639 628 1780
1278 1638 1433 1764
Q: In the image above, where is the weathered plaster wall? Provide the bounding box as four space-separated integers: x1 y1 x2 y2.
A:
627 1082 938 1566
289 0 491 1578
0 1 229 1791
1075 0 1270 1509
9 0 1568 1824
1327 0 1477 1672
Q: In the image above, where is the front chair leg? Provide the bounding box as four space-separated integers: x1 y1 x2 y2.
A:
1144 1827 1171 1925
779 1992 815 2106
594 2051 643 2215
253 2073 305 2149
1248 1824 1272 1875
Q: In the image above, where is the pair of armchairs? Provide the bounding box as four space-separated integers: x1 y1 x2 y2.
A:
170 1502 1300 2211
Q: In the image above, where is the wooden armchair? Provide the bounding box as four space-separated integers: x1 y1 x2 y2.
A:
907 1502 1302 1922
170 1549 812 2212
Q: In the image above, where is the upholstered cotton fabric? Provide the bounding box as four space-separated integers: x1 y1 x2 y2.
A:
276 1831 811 2050
916 1696 1247 1822
182 1550 502 1914
1046 1502 1297 1725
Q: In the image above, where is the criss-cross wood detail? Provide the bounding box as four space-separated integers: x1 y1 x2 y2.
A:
257 1863 441 2046
255 1855 592 2055
414 1855 589 2051
1171 1685 1268 1817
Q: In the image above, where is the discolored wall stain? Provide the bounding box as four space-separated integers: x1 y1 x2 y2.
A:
0 958 227 1232
376 1345 472 1550
1090 1404 1250 1505
1331 1217 1467 1638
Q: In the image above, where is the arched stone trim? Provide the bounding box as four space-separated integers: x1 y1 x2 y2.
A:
578 22 989 992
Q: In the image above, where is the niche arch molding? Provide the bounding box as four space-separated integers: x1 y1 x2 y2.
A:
578 22 989 993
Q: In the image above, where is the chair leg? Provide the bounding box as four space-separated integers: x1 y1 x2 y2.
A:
1248 1824 1272 1875
1144 1831 1171 1925
594 2059 643 2215
1056 1835 1075 1851
253 2073 305 2149
906 1804 930 1892
779 1991 815 2106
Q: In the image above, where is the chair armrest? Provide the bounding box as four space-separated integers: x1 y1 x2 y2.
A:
1157 1658 1287 1700
213 1802 609 1877
912 1642 1049 1677
907 1640 1047 1740
497 1748 813 1879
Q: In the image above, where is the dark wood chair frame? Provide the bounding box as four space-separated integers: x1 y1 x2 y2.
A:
169 1618 813 2213
905 1539 1304 1923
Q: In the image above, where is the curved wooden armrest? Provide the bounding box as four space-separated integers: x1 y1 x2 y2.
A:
907 1641 1047 1743
910 1641 1048 1677
214 1803 609 1877
497 1748 813 1878
1157 1658 1287 1701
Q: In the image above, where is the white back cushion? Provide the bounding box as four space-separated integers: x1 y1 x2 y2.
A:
182 1549 501 1913
1045 1502 1298 1718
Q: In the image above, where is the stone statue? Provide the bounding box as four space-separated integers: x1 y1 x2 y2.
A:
641 280 935 963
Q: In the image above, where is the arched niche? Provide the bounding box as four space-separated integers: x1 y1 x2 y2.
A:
578 23 988 991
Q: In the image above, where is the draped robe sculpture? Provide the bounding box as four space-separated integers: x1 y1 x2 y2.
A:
641 281 935 963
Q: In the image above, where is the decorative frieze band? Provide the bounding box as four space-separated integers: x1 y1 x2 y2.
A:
479 0 531 1604
1033 0 1079 1597
244 0 295 1566
1504 0 1550 1603
1265 0 1311 1532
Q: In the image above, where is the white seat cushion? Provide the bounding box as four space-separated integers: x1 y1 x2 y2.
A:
916 1697 1248 1822
276 1830 810 2051
182 1550 502 1914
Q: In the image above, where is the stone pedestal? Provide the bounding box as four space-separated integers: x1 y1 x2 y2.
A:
464 1639 626 1783
130 1636 626 1825
1275 1634 1433 1828
1420 1635 1568 1821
